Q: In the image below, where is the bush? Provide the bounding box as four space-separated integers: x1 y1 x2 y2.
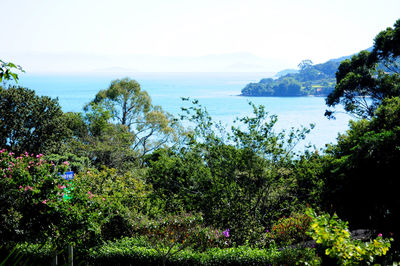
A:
0 150 69 245
87 237 320 265
266 212 312 246
0 242 53 266
307 208 392 265
0 149 137 250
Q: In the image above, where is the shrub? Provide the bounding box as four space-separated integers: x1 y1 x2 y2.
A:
88 237 320 266
0 149 132 250
0 242 54 266
131 213 230 265
266 212 312 246
0 150 69 246
307 208 392 265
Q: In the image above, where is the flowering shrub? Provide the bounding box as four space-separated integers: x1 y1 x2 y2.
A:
266 212 312 246
0 149 70 245
0 149 123 250
306 208 392 265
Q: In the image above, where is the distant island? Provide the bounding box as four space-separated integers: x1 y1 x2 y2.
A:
240 54 355 97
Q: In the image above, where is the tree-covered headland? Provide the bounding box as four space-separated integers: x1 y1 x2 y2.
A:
0 19 400 265
241 58 341 97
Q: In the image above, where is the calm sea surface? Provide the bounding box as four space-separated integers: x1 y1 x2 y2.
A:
18 72 352 151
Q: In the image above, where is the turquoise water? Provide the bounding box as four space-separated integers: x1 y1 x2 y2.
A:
18 72 351 151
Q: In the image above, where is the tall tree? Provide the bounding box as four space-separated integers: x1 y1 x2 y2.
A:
0 86 67 154
86 78 183 161
298 59 313 71
322 97 400 236
326 19 400 119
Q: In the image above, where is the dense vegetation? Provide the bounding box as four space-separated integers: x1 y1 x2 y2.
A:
0 18 400 265
241 59 341 97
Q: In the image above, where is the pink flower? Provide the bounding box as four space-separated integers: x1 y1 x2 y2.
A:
42 200 47 204
24 186 33 191
378 233 383 237
64 161 70 166
88 191 94 199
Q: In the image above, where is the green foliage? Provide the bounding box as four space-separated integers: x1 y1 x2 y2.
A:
45 152 91 173
326 19 400 119
241 59 339 97
67 103 140 171
148 100 315 244
307 209 392 265
74 166 150 216
0 60 24 84
0 242 53 266
0 149 148 252
64 78 187 171
290 151 326 207
0 86 68 154
131 213 231 265
0 150 69 245
322 97 400 236
88 237 320 266
241 76 304 97
86 78 183 162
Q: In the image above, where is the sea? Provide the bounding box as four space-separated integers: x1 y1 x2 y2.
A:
17 72 352 152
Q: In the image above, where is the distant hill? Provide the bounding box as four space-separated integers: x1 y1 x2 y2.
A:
4 51 289 73
240 48 372 97
328 47 373 63
275 69 298 77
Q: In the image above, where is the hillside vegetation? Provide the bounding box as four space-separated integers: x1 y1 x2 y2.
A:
241 58 345 97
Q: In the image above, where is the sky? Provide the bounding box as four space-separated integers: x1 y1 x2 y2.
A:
2 0 400 73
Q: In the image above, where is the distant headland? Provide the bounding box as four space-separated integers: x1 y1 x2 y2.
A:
239 50 370 97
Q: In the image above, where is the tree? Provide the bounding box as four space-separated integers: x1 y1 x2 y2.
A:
274 77 302 96
65 105 139 171
322 97 400 236
87 78 183 160
326 19 400 119
373 19 400 70
0 86 68 154
147 99 314 243
298 59 313 71
0 60 24 85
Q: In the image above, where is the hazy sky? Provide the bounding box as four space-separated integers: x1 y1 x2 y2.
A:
2 0 400 72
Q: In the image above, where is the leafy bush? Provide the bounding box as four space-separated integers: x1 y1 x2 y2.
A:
148 100 315 245
0 242 53 266
130 213 230 265
0 150 69 245
88 237 320 266
0 150 141 250
307 208 392 265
